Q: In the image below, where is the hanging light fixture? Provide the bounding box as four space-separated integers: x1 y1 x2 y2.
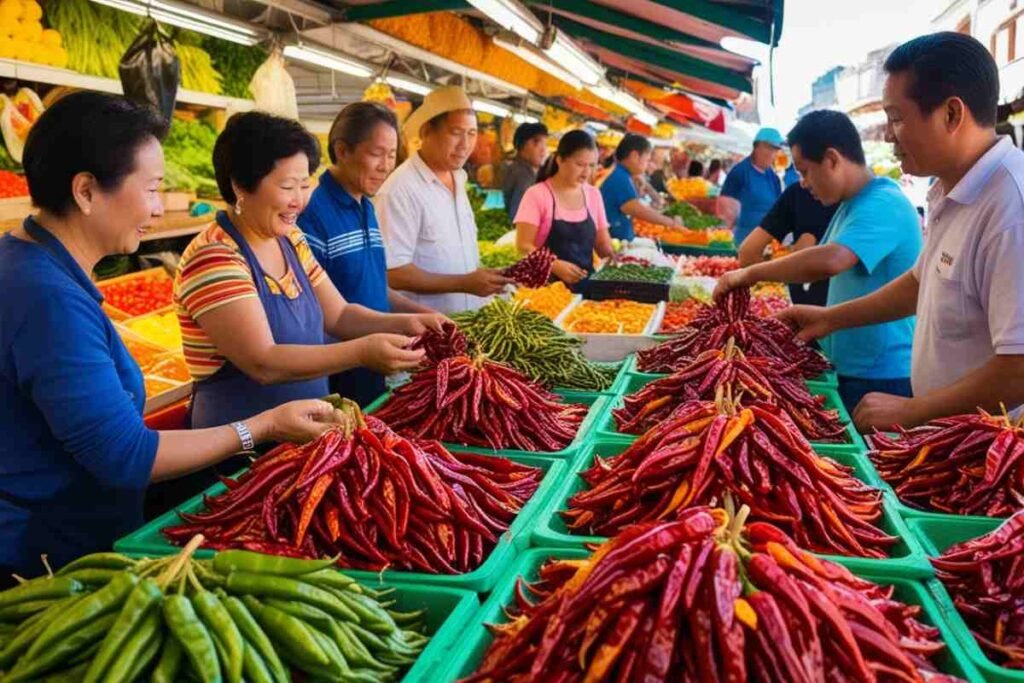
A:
90 0 262 45
282 44 374 79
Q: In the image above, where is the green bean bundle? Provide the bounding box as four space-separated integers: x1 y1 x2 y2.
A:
451 298 619 391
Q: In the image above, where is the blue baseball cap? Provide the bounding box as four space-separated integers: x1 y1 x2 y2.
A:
754 127 785 147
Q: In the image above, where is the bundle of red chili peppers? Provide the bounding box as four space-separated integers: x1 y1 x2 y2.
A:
868 409 1024 517
615 340 848 442
932 511 1024 669
408 321 469 365
373 355 587 451
465 506 959 682
503 246 556 288
164 400 542 573
567 394 894 557
636 287 829 378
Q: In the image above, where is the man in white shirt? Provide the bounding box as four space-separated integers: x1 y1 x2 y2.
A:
377 86 512 313
781 32 1024 430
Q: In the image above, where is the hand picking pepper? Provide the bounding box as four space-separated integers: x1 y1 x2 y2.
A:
637 287 829 378
566 394 894 558
868 408 1024 517
502 246 556 288
373 355 587 451
165 399 543 573
407 320 468 365
464 505 959 682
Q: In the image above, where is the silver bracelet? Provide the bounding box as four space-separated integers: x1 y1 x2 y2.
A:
231 421 255 451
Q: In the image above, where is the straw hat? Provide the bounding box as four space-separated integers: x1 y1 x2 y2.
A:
401 85 473 141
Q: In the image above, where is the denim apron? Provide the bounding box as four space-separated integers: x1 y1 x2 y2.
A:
543 182 596 295
190 211 329 428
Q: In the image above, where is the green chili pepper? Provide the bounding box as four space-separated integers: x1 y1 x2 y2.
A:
305 625 351 678
212 550 337 577
84 577 163 683
150 636 184 683
0 598 57 623
123 626 163 682
225 571 358 623
57 567 123 587
0 595 85 669
240 639 276 683
56 553 136 576
100 607 162 682
35 660 90 683
300 568 360 592
328 588 397 635
21 572 137 664
0 576 85 610
6 612 117 681
333 620 395 672
192 590 244 683
221 595 289 683
246 599 329 670
163 594 223 683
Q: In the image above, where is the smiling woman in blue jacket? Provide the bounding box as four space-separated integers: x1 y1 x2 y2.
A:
0 92 342 582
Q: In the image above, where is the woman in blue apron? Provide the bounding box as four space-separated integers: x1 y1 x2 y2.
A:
513 130 615 294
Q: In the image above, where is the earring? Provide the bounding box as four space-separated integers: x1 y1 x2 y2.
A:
235 198 243 215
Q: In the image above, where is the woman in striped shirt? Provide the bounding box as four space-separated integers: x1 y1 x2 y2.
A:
174 112 445 431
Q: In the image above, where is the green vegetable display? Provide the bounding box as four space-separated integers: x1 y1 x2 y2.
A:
202 38 267 99
664 200 723 229
591 263 675 283
478 240 519 269
0 543 428 681
467 184 486 212
164 118 220 196
176 43 223 95
451 298 618 391
47 0 143 80
475 207 512 241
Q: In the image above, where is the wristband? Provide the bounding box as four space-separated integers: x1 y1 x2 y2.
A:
231 421 255 451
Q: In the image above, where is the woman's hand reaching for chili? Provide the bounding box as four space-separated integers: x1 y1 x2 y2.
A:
551 259 587 285
249 399 340 444
396 312 450 337
357 333 425 374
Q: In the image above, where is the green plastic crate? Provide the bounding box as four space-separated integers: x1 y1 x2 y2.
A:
908 516 1024 683
532 440 932 578
624 350 838 387
115 453 566 593
435 547 981 682
595 374 864 452
660 242 737 256
365 389 610 460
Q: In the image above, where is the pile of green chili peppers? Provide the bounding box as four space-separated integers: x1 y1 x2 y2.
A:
0 539 428 682
451 298 619 392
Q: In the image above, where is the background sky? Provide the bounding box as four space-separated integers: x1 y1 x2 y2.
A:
745 0 945 128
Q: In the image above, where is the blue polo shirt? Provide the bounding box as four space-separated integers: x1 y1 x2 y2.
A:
0 219 159 574
299 170 389 313
821 177 922 379
721 156 783 245
600 163 640 240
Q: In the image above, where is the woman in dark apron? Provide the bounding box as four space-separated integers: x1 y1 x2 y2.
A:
512 130 615 294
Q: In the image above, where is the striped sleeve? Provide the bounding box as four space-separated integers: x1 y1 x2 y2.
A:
176 241 259 319
289 229 327 288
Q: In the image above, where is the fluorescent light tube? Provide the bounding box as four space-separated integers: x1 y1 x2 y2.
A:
91 0 261 45
635 110 659 126
384 76 433 96
473 99 511 117
512 113 539 123
586 120 609 131
545 35 603 86
467 0 540 44
494 36 582 90
283 45 373 79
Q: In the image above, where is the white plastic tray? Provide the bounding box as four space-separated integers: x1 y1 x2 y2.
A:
555 299 666 362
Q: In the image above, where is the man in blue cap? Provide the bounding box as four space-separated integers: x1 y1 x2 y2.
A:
719 127 785 245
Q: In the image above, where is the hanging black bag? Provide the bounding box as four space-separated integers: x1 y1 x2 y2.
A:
119 19 180 122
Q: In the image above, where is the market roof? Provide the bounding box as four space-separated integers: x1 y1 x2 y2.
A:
332 0 784 98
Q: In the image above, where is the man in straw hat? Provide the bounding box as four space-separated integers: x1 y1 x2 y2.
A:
377 85 513 313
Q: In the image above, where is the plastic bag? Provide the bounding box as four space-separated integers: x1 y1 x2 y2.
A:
119 20 180 122
249 49 298 119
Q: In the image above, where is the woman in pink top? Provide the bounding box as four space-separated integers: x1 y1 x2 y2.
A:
513 130 614 291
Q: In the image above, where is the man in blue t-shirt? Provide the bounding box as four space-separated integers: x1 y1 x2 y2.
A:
719 128 785 245
714 110 922 412
599 134 681 241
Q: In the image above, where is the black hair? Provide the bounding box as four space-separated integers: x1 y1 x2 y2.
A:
614 133 652 162
687 160 705 177
536 129 596 183
884 32 998 128
513 122 548 151
328 102 397 164
707 159 722 176
213 111 320 204
23 91 167 216
786 110 866 165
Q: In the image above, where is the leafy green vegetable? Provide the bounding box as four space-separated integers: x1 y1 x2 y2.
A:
478 240 519 269
664 201 722 229
201 37 266 99
475 208 512 241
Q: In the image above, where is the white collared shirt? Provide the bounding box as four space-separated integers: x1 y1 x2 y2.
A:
915 136 1024 407
375 152 484 314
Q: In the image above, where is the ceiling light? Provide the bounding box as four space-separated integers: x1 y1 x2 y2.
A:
91 0 261 45
545 33 604 86
473 99 512 117
586 120 609 131
384 76 433 96
493 37 581 90
589 84 645 113
466 0 540 44
283 44 373 79
512 113 539 123
635 110 659 127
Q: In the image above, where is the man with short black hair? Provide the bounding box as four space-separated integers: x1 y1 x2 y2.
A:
599 133 679 240
778 32 1024 430
715 110 922 413
502 121 548 219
